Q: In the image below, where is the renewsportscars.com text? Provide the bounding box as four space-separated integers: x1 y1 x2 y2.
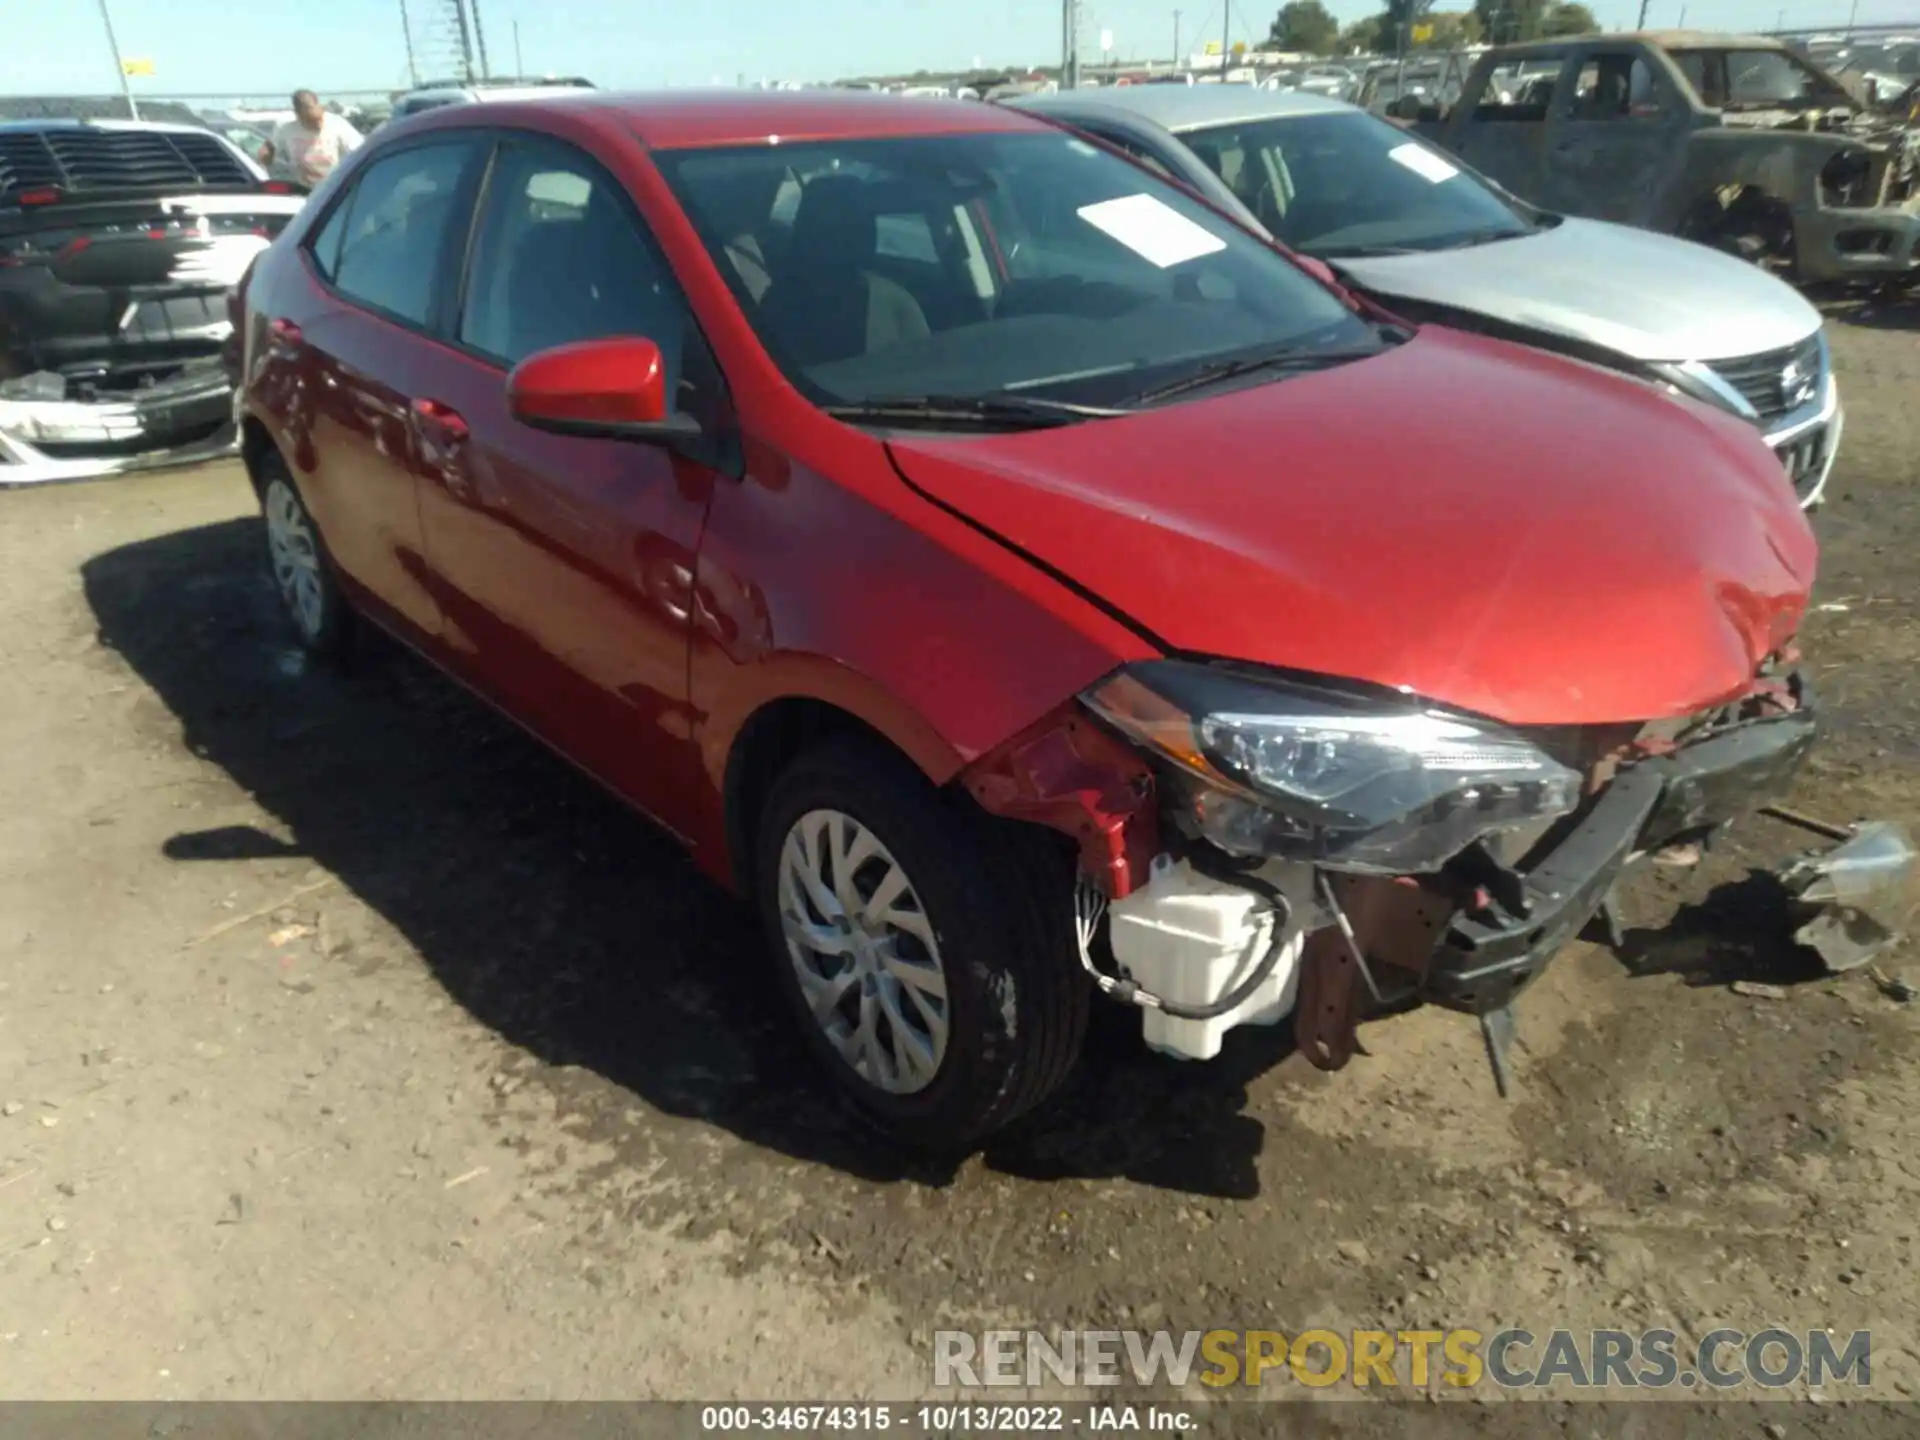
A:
933 1327 1873 1391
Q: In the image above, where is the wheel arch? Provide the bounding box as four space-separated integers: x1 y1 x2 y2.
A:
718 690 964 896
239 414 279 498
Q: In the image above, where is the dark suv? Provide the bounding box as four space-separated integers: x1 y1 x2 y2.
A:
0 116 306 485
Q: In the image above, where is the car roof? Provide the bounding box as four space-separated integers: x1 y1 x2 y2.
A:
1488 30 1785 58
418 89 1042 149
1011 84 1354 132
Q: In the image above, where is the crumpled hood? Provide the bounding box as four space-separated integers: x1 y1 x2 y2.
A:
886 327 1817 726
1337 217 1823 363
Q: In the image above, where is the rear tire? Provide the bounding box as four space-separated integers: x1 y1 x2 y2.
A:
258 457 351 657
753 737 1089 1151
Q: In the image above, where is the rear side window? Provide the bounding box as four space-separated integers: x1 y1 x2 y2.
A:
318 141 472 326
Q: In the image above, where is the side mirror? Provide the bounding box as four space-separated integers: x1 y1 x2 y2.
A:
507 336 701 442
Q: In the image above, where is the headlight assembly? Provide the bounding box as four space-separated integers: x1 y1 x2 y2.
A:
1081 660 1582 874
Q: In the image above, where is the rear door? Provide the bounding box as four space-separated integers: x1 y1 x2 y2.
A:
410 133 729 831
260 135 485 641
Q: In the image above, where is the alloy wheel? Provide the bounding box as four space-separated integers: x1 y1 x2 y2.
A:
775 808 951 1095
264 478 325 642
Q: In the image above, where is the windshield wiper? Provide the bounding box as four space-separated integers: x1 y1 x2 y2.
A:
820 393 1129 430
1314 227 1530 259
1425 226 1533 251
1311 243 1426 258
1123 343 1383 407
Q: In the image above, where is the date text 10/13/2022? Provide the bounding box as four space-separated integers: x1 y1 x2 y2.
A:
699 1406 1195 1432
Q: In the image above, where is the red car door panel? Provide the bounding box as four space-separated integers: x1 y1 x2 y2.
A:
290 302 444 639
413 135 720 833
250 136 485 645
413 350 718 832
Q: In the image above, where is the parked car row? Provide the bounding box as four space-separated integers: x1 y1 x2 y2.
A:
222 87 1834 1147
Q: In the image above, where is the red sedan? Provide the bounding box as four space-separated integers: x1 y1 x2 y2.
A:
231 91 1818 1147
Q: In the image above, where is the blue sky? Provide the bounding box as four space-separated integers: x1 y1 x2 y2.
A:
7 0 1913 97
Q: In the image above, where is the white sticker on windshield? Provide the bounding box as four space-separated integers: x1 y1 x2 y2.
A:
1387 143 1460 185
1076 193 1227 268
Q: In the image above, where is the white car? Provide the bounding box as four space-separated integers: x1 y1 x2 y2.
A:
388 76 596 122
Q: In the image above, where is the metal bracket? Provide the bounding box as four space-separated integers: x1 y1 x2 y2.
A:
1480 1004 1519 1099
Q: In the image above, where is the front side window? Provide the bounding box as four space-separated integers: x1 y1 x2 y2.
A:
458 139 722 424
460 142 687 368
321 141 472 326
1179 112 1534 258
655 131 1374 410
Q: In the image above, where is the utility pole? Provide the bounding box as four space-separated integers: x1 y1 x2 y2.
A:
1220 0 1229 76
1172 8 1181 67
399 0 420 85
1062 0 1080 90
93 0 139 120
1847 0 1860 33
468 0 492 79
513 19 524 75
450 0 476 81
1636 0 1650 28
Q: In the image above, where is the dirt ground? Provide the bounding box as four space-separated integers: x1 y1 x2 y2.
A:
3 299 1919 1426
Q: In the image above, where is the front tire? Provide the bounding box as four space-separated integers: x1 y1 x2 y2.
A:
754 738 1089 1150
259 461 351 656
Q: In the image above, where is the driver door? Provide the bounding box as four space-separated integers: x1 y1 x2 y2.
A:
1539 48 1687 226
412 134 731 833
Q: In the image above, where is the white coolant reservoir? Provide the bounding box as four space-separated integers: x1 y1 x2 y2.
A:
1106 855 1316 1062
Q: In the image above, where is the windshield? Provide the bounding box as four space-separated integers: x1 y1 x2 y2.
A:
1177 112 1532 257
1842 46 1920 77
654 131 1374 410
1720 49 1852 108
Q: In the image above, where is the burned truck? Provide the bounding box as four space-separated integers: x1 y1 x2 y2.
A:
1409 31 1919 284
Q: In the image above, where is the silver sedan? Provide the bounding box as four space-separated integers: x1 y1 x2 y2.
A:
1011 85 1840 509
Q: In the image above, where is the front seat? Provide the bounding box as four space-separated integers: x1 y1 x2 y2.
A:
756 175 930 368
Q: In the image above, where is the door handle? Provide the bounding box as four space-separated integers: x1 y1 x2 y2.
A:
410 396 469 441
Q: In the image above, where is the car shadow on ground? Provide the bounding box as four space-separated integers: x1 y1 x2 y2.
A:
83 516 1282 1199
1812 282 1920 332
1614 865 1831 991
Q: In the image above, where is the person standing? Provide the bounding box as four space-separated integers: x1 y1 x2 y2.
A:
258 90 364 188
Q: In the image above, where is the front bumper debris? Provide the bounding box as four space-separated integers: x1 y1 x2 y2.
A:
1281 696 1819 1084
1426 703 1820 1015
1776 821 1920 973
0 360 237 487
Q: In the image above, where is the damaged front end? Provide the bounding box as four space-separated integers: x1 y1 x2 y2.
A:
1708 105 1920 283
0 119 305 486
0 357 239 484
967 655 1830 1093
